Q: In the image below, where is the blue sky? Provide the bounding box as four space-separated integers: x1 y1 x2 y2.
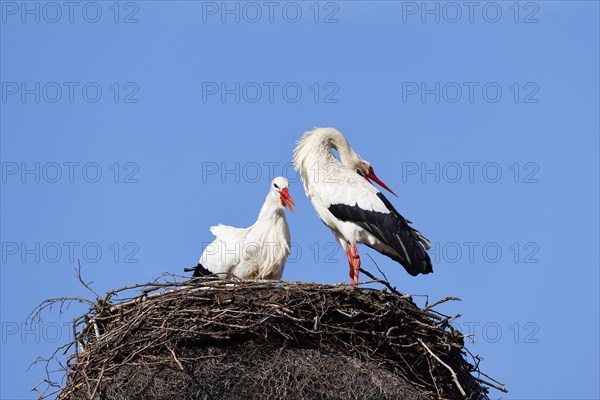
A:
1 1 599 399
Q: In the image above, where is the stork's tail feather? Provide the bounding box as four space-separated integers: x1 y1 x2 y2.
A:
184 263 214 277
396 227 433 276
415 229 432 250
373 193 433 275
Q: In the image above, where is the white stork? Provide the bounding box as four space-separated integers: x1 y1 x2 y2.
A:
293 127 432 285
185 177 295 280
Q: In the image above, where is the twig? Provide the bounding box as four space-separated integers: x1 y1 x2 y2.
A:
365 253 390 283
168 346 185 371
76 262 102 301
91 319 100 339
474 376 508 393
418 338 466 398
358 267 405 298
424 297 461 311
89 365 105 399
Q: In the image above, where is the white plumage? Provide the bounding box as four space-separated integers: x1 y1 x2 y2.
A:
187 177 295 280
294 127 432 285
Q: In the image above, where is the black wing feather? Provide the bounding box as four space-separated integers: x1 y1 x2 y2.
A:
184 263 214 277
328 193 432 276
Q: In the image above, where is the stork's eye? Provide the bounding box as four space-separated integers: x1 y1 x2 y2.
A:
355 169 364 176
273 183 279 189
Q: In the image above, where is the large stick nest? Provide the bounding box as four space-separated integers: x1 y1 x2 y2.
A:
35 272 503 400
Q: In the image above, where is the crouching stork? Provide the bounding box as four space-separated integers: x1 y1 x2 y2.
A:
185 177 295 280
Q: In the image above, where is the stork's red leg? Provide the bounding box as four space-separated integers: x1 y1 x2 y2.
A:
346 244 361 286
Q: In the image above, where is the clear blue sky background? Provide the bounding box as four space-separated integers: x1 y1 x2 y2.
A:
1 1 599 399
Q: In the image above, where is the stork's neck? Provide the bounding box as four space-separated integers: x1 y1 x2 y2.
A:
327 130 355 164
293 127 358 169
256 192 285 222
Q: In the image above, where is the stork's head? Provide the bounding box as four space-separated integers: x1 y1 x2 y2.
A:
352 159 398 197
271 177 296 214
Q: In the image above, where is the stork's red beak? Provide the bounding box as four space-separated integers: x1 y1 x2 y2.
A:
365 166 398 197
280 187 296 215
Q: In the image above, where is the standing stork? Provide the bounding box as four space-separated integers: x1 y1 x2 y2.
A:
293 128 432 285
185 177 295 280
